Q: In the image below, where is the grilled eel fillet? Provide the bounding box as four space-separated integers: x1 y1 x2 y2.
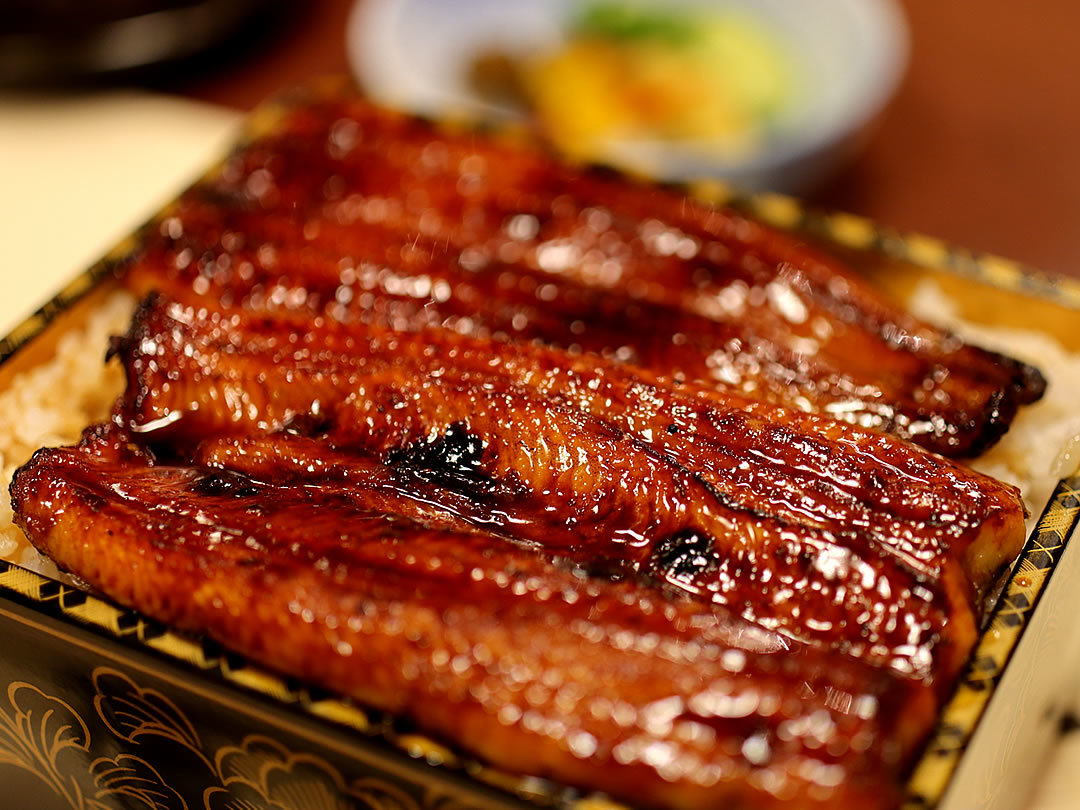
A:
121 94 1044 457
12 424 935 810
112 295 1026 687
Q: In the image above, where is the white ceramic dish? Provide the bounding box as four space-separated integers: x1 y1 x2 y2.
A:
346 0 909 192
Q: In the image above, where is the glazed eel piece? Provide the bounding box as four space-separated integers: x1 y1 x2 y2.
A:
112 295 1027 686
132 198 869 402
11 424 934 810
121 93 1044 456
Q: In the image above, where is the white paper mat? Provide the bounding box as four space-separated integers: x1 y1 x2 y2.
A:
0 90 240 335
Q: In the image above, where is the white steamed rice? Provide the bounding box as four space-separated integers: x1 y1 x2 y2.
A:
908 279 1080 529
0 290 135 575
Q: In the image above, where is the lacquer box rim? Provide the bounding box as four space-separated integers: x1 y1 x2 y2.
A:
1 77 1078 810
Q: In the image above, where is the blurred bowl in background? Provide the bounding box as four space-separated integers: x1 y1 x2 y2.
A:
347 0 908 193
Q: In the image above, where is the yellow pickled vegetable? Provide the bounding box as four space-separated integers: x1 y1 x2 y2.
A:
477 2 798 163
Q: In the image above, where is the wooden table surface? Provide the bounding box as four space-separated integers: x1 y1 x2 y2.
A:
157 0 1080 280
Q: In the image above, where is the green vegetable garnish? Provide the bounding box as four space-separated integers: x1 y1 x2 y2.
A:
575 2 700 46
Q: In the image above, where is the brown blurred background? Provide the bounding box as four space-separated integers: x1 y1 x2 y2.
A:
150 0 1079 279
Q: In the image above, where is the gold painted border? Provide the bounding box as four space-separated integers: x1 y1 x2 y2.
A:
0 598 522 809
3 477 1078 810
0 76 1078 810
0 572 586 809
903 476 1080 808
691 188 1080 312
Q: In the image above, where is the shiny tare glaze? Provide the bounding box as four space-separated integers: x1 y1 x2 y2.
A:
123 97 1043 458
11 93 1036 810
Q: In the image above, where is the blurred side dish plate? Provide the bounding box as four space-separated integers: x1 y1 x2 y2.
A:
348 0 908 191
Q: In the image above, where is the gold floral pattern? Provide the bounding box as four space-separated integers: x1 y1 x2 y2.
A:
0 668 471 810
87 754 187 810
205 735 420 810
93 669 211 771
0 682 90 807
